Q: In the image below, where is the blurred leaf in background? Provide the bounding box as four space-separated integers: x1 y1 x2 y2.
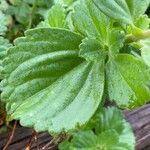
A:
1 0 53 41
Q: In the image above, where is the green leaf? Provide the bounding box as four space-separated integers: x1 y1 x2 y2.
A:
140 38 150 67
0 37 12 79
133 0 150 19
94 107 125 134
1 28 105 133
106 54 150 108
59 107 135 150
94 107 135 149
59 130 130 150
134 15 150 30
72 0 124 55
0 11 8 35
0 0 9 11
107 29 125 55
68 131 97 149
0 37 11 58
47 4 66 28
6 1 31 25
79 38 106 62
72 0 110 40
54 0 77 6
39 1 76 30
6 0 52 28
97 130 132 150
93 0 133 24
59 141 71 150
93 0 150 25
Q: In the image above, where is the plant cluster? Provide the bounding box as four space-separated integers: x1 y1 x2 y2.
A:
0 0 150 149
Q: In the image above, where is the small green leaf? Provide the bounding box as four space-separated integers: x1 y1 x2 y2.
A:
6 1 31 25
59 107 135 150
59 141 71 150
59 130 130 150
94 107 135 149
70 131 97 149
39 1 76 30
47 4 66 28
134 15 150 30
1 28 105 133
97 130 132 150
72 0 124 55
79 38 106 62
94 107 125 134
140 38 150 67
106 54 150 108
107 29 125 55
54 0 77 6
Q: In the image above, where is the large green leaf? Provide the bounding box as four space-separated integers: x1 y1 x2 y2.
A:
93 0 150 25
106 54 150 108
93 0 133 24
59 107 135 150
1 28 105 133
72 0 110 40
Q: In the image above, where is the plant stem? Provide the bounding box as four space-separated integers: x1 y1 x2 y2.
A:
41 136 60 150
28 0 37 29
3 121 17 150
125 30 150 43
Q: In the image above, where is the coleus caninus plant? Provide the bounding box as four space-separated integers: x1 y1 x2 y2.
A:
0 0 150 148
